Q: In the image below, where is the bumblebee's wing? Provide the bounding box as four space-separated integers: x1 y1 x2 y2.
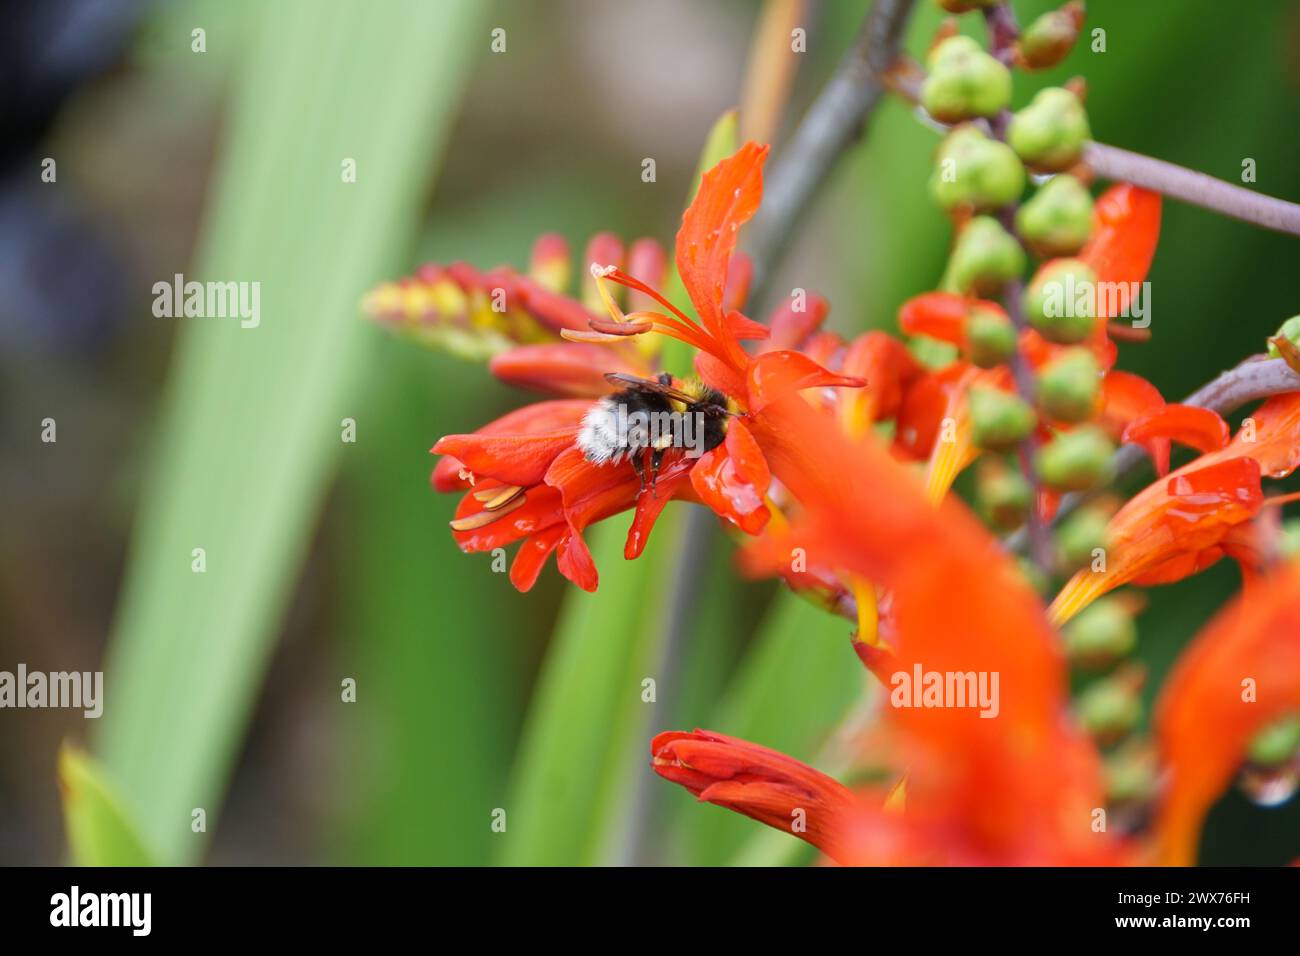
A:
602 372 700 406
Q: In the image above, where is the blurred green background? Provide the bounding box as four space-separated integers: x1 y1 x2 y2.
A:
2 0 1298 866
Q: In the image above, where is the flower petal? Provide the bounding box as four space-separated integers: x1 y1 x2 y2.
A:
1078 184 1162 318
489 343 643 398
689 445 770 535
1122 403 1230 456
675 142 769 360
1153 561 1300 865
509 525 566 592
747 349 865 415
898 291 969 346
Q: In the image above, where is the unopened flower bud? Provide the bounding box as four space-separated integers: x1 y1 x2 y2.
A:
1055 503 1111 571
969 386 1037 452
1104 744 1159 806
1025 258 1098 344
967 305 1018 368
1016 2 1086 70
1077 668 1143 744
922 36 1012 123
1246 714 1300 768
1266 314 1300 357
1038 347 1100 422
1008 87 1091 171
1015 174 1095 257
930 126 1026 212
1035 425 1114 492
976 459 1033 530
1064 597 1137 670
948 216 1026 297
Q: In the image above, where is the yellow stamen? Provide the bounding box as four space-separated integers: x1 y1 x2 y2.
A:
850 576 880 646
449 493 527 532
1047 568 1114 628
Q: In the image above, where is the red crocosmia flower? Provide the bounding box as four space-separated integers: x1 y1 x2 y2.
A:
1049 392 1300 625
1153 561 1300 865
651 729 873 863
432 142 863 592
681 395 1123 865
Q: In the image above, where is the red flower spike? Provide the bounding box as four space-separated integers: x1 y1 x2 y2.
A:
488 343 645 398
1122 403 1230 457
1078 184 1162 318
746 349 866 415
1154 561 1300 866
651 729 871 864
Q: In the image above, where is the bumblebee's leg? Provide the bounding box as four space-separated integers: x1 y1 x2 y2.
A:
629 448 646 493
649 447 667 497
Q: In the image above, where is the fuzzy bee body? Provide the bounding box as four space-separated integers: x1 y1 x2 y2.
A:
577 373 730 490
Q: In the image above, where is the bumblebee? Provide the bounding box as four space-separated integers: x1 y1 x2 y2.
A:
577 372 731 491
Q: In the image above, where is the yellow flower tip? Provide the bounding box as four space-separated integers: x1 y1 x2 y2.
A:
1047 568 1113 628
850 576 880 647
883 773 908 813
924 424 977 506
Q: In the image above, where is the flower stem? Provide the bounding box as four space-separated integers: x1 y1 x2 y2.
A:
1083 142 1300 238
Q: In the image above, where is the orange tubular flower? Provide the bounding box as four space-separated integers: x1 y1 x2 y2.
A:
1153 561 1300 865
429 142 863 592
674 394 1122 865
651 730 873 863
1049 392 1300 625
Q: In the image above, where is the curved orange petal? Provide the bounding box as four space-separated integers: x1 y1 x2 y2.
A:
1154 561 1300 865
746 349 865 415
897 291 969 346
488 343 644 397
839 331 923 438
689 445 770 535
723 419 771 497
1078 184 1162 318
764 292 829 351
675 142 769 366
433 430 579 489
651 729 870 864
509 525 567 592
1122 403 1230 456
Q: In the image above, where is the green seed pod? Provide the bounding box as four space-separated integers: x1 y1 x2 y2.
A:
1016 2 1086 70
1103 745 1159 805
1008 87 1091 171
1281 518 1300 559
947 216 1026 297
922 36 1013 123
1038 347 1101 423
1077 674 1142 744
1266 314 1300 358
967 305 1018 368
929 126 1026 212
1024 258 1098 344
1015 174 1095 257
1056 504 1111 571
1064 597 1138 670
969 386 1037 452
977 461 1033 531
1035 426 1114 492
1246 714 1300 767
